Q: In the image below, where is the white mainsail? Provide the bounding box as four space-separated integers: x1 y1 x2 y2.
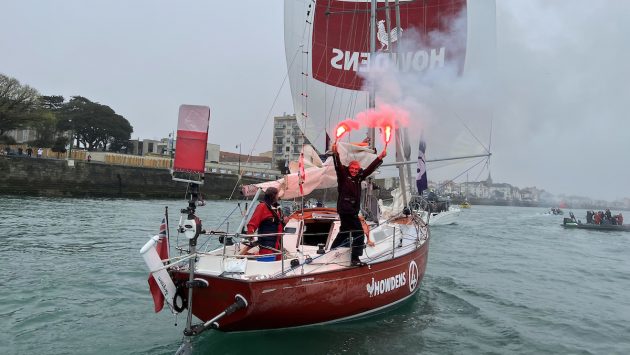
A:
284 0 472 154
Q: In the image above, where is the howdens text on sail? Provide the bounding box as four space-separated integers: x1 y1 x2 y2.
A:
330 47 446 72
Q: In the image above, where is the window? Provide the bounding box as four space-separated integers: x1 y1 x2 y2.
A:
302 220 334 246
286 147 290 152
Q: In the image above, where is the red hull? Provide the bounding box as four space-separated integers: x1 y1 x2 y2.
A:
173 239 429 331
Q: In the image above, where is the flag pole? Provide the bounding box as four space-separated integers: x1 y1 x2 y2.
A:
164 206 170 256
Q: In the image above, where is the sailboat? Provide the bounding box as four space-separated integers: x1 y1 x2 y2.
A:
422 195 462 225
140 0 484 352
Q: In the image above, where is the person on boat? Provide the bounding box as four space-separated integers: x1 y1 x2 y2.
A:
330 142 386 266
586 210 593 224
241 187 286 260
594 211 602 225
617 213 624 225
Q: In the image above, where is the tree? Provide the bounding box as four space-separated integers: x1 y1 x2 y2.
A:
29 110 57 147
0 73 40 135
58 96 133 151
51 136 68 158
107 114 133 152
0 134 16 144
27 95 66 147
40 95 65 111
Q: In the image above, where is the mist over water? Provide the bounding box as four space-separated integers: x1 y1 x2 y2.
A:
1 197 629 354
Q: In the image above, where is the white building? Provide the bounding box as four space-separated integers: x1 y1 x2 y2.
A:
4 129 37 143
219 151 272 170
272 113 311 167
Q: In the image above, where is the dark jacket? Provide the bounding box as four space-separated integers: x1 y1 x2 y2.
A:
333 150 383 215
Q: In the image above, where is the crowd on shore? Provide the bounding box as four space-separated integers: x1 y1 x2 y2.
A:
3 146 42 158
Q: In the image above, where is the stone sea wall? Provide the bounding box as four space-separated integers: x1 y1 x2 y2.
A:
0 156 266 199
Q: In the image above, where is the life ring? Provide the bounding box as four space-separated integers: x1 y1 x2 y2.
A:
173 285 188 313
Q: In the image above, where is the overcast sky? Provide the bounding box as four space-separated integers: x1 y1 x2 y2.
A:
1 1 629 201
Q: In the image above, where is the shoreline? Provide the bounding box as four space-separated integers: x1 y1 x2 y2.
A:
1 156 626 211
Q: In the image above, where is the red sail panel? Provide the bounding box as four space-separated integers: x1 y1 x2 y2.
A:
173 105 210 174
312 0 467 91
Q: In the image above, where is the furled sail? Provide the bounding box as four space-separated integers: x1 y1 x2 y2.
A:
242 142 378 199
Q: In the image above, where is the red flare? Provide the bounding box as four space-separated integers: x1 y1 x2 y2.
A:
335 123 350 139
383 125 392 144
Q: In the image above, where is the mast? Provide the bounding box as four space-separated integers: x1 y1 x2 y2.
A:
369 0 377 146
397 0 414 197
386 0 408 208
361 0 378 221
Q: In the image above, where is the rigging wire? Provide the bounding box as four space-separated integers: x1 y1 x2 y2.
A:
433 157 489 192
227 45 302 200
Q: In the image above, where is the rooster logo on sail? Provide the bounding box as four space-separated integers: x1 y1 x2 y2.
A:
377 20 403 51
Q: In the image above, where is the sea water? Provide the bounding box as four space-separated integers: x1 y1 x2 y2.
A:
1 197 629 354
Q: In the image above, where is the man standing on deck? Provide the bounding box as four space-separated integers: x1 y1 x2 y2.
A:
330 143 386 266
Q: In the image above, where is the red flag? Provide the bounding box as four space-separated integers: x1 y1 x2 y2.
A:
298 152 305 196
148 216 169 312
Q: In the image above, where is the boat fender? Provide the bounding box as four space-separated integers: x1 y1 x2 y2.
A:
290 259 300 267
173 284 188 313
